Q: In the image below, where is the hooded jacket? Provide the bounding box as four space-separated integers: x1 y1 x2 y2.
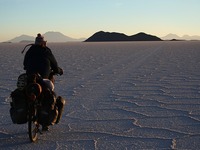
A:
23 45 60 78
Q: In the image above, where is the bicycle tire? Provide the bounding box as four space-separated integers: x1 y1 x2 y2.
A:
28 109 39 142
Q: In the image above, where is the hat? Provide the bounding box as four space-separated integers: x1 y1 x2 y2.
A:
35 33 45 45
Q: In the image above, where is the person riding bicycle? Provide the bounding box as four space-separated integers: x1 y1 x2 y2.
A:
23 33 63 79
23 33 64 131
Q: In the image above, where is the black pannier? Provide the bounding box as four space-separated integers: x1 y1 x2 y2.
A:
10 89 28 124
38 94 66 126
38 89 58 126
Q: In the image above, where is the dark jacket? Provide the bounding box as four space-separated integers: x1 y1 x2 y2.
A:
23 45 61 78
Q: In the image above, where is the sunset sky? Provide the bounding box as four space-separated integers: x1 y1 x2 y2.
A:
0 0 200 42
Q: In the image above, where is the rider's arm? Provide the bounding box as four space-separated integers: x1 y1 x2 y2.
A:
46 48 63 75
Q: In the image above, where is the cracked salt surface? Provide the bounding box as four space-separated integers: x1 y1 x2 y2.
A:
0 41 200 149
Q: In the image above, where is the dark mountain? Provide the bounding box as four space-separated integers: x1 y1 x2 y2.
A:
85 31 162 42
85 31 128 41
129 32 162 41
8 32 85 43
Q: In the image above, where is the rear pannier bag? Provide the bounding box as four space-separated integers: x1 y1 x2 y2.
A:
38 90 58 126
10 89 28 124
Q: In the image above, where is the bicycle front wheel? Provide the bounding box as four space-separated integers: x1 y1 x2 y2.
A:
28 111 39 142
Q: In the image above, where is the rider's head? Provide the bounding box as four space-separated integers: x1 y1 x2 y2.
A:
35 33 46 47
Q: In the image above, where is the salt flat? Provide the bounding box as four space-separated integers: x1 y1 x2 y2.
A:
0 41 200 149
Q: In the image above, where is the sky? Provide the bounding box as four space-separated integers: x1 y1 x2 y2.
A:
0 0 200 42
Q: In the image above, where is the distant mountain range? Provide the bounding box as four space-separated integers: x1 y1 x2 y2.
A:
85 31 162 42
161 33 200 40
5 32 200 43
8 31 86 43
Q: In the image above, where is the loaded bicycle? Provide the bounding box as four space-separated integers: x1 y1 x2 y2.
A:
10 73 65 142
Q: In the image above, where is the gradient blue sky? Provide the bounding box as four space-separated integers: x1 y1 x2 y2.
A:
0 0 200 42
